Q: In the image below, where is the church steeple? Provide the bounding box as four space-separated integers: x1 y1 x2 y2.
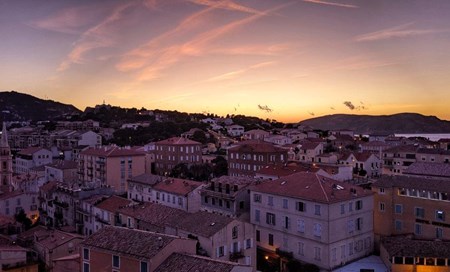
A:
0 122 12 187
1 122 9 148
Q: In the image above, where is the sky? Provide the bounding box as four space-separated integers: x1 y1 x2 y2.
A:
1 0 450 123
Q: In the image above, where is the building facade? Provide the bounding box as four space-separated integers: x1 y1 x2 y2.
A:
154 137 202 175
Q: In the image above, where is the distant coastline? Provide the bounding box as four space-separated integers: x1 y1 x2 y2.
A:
395 133 450 142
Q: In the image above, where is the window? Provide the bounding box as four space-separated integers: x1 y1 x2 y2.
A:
297 219 305 233
140 261 148 272
255 209 260 222
348 202 353 212
356 218 363 231
283 199 288 209
83 262 90 272
314 204 321 215
332 248 337 261
313 223 322 237
266 213 276 226
415 224 422 235
355 200 363 210
415 207 425 218
284 216 290 229
436 227 443 239
314 247 321 260
296 201 306 212
268 196 273 206
436 210 445 221
268 234 274 246
348 242 354 255
232 226 238 239
298 242 304 255
246 238 252 249
379 188 385 194
340 204 345 214
254 194 261 203
395 220 402 231
379 202 385 211
217 246 225 257
112 255 120 268
256 230 260 242
83 248 89 260
348 220 355 233
340 245 346 258
204 196 208 203
395 204 403 214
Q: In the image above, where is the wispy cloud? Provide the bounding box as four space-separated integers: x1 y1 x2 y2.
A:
189 0 264 15
116 2 293 82
205 61 276 82
28 4 105 34
355 22 448 42
303 0 358 9
58 2 136 71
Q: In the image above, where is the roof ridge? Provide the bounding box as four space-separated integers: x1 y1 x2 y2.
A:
315 173 329 202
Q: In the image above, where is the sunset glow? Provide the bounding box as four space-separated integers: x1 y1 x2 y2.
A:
1 0 450 122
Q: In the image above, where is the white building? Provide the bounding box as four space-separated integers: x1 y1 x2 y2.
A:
227 125 245 137
15 147 53 174
250 172 374 271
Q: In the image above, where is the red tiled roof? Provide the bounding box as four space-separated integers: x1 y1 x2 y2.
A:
80 146 145 157
96 195 133 212
384 144 418 153
153 178 203 196
251 172 373 204
155 253 242 272
17 147 49 156
228 140 287 153
156 137 201 145
404 162 450 178
373 175 450 193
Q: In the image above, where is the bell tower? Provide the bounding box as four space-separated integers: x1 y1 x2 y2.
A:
0 122 12 186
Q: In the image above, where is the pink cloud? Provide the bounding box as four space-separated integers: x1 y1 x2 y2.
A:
303 0 358 9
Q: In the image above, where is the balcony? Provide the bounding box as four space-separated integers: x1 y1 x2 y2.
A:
200 188 235 200
95 214 110 225
53 200 69 209
229 250 245 261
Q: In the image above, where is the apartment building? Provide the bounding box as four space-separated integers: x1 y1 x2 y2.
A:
154 137 202 175
200 175 256 217
250 172 374 271
382 145 418 175
372 175 450 245
15 147 52 174
78 146 146 193
338 152 382 177
228 140 288 177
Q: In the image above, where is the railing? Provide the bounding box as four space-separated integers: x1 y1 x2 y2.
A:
229 250 245 260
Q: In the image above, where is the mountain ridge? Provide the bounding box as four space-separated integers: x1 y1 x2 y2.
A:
299 113 450 134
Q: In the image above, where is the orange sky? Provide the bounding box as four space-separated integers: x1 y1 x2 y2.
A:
1 0 450 122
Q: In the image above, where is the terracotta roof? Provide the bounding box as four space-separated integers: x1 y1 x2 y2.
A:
82 226 180 260
417 148 450 155
382 236 450 258
298 141 322 150
362 141 390 147
256 163 313 177
39 181 60 194
153 178 204 196
384 144 418 153
438 138 450 143
18 226 83 250
156 137 201 146
353 152 376 162
174 211 234 238
17 147 49 156
46 160 78 170
244 129 269 134
80 146 145 157
155 253 243 272
0 214 15 226
95 196 133 213
404 162 450 178
251 172 373 204
82 194 109 205
211 175 256 186
0 190 24 200
119 203 234 238
128 173 163 185
373 175 450 193
228 140 287 153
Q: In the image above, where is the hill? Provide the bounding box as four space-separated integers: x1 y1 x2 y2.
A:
0 91 81 121
299 113 450 134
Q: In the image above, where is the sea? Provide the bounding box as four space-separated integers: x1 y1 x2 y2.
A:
394 133 450 142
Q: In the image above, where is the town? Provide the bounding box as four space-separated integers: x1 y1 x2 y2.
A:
1 104 449 272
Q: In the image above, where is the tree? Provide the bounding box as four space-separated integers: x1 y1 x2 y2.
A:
170 163 190 179
212 156 228 177
192 130 207 144
15 209 32 230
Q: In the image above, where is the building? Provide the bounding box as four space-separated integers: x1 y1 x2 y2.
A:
91 196 134 234
372 175 450 247
338 152 382 178
382 145 418 175
14 147 52 174
17 226 84 271
45 160 78 184
0 237 38 272
78 146 146 193
117 203 256 269
404 162 450 180
0 190 39 223
127 173 162 202
200 175 256 217
1 122 13 187
80 226 197 272
380 236 450 272
154 137 202 175
295 141 324 163
228 140 288 177
227 125 245 137
416 148 450 163
250 172 374 271
243 129 270 141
